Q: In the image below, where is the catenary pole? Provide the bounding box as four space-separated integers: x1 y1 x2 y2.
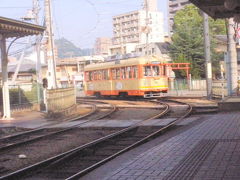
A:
45 0 57 89
203 12 212 99
33 0 42 84
145 0 149 55
227 18 238 96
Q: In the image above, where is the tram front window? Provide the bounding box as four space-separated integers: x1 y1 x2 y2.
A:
152 66 160 76
144 66 152 77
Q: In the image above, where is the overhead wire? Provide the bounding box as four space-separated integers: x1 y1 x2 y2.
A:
75 0 143 48
77 0 100 40
52 0 62 39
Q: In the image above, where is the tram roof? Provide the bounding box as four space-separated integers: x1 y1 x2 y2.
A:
189 0 237 19
84 56 164 71
0 16 45 38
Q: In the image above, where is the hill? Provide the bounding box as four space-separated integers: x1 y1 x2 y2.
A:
55 38 93 58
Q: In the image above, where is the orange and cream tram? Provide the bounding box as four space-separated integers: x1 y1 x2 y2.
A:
84 56 189 98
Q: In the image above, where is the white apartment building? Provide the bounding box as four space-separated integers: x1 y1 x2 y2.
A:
144 0 158 12
168 0 190 34
112 10 165 46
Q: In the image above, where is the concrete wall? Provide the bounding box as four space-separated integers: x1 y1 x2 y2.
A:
47 87 76 115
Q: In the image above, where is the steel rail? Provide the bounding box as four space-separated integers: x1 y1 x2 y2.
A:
0 100 169 180
0 102 95 141
0 101 115 152
67 100 192 180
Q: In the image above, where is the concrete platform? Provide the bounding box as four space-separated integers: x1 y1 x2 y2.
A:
163 90 206 97
0 111 50 129
79 112 240 180
218 96 240 111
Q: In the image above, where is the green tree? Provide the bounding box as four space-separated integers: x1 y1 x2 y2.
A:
170 5 226 79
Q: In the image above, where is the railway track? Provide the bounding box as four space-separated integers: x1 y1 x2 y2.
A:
0 100 192 180
0 100 116 154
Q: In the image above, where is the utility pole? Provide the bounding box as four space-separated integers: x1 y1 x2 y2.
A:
45 0 57 89
145 0 149 56
227 18 238 96
203 12 212 99
33 0 42 104
33 0 42 84
0 35 11 119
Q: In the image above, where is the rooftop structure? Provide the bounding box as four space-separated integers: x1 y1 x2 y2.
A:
0 16 45 38
190 0 240 20
0 16 45 119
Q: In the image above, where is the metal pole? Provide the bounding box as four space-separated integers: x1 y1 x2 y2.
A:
33 0 41 81
203 12 212 99
33 0 42 103
0 34 11 119
227 18 238 96
145 0 149 56
45 0 57 89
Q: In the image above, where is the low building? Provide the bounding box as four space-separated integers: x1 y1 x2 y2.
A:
42 56 104 88
0 60 37 84
135 42 171 62
94 37 112 56
109 43 138 55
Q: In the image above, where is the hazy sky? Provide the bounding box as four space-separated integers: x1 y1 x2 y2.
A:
0 0 168 49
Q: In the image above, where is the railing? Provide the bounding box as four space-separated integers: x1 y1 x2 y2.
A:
0 83 43 111
169 79 206 91
212 80 228 98
46 87 76 113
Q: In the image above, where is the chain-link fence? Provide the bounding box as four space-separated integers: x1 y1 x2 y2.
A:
0 83 44 110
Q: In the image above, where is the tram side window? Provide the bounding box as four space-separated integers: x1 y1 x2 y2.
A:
126 67 132 79
93 71 97 80
96 71 99 80
103 70 109 80
98 71 103 80
116 68 120 79
152 66 160 76
85 72 89 81
144 66 152 77
133 66 138 78
111 69 116 80
121 67 126 79
89 72 93 81
163 66 166 76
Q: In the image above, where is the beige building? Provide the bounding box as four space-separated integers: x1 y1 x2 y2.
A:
42 56 104 88
94 37 112 56
109 43 138 55
135 42 171 62
168 0 190 34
